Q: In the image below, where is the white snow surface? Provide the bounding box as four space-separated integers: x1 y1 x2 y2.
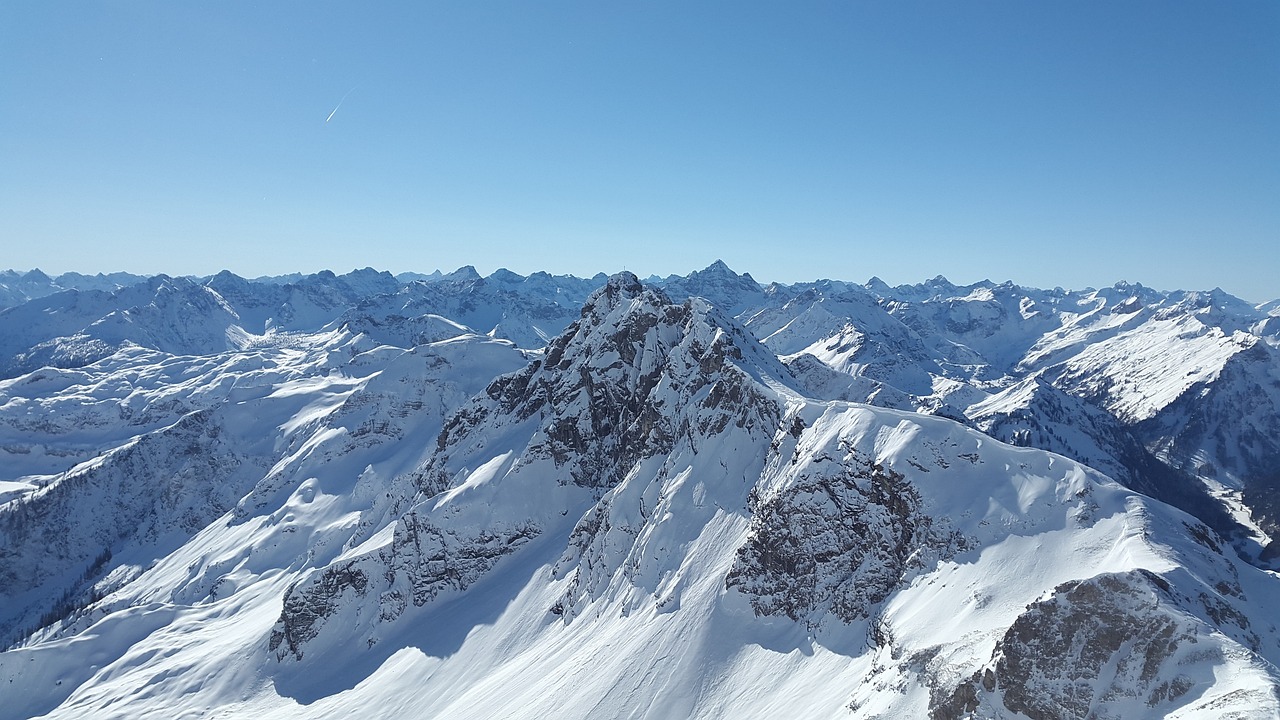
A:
0 268 1278 719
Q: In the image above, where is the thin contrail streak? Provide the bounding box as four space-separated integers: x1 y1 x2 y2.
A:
325 85 358 124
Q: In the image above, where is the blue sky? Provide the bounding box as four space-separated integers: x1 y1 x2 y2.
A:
2 2 1277 301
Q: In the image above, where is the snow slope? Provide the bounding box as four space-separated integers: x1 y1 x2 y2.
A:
3 273 1276 719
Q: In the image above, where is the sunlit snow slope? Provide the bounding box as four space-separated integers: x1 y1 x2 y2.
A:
2 271 1278 719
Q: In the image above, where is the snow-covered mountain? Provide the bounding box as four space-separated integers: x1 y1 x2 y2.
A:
1 265 1278 719
0 269 399 379
0 270 150 310
333 268 604 350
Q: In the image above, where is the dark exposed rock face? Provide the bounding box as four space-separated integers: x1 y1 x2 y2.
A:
421 273 790 496
271 273 798 659
268 515 539 661
269 562 370 661
264 270 1280 717
931 569 1270 720
726 454 963 627
533 275 795 619
381 516 541 612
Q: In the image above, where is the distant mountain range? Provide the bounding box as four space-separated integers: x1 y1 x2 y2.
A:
1 262 1278 718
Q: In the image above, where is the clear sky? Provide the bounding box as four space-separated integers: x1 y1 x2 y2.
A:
2 2 1277 301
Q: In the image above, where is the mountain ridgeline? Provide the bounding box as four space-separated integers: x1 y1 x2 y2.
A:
1 263 1278 719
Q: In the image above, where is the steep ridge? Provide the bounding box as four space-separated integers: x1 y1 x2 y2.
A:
0 268 1277 719
0 331 362 646
654 259 770 319
0 327 526 651
0 269 408 380
251 274 1279 718
1033 298 1280 557
746 288 940 395
966 374 1242 539
1135 340 1280 560
736 274 1280 564
269 272 799 662
885 281 1068 381
4 262 1273 564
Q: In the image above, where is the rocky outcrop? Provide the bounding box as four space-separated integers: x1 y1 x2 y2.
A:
727 453 963 627
933 569 1277 719
271 272 799 659
269 517 539 661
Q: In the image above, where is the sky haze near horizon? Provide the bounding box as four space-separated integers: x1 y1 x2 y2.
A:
2 2 1278 301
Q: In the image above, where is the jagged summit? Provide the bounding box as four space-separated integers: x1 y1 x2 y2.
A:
442 265 482 283
261 266 1278 718
697 258 755 283
656 261 766 318
426 269 796 494
579 270 650 312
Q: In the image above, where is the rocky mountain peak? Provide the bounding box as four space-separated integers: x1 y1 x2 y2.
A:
443 265 482 283
433 272 791 494
577 271 652 317
655 262 766 318
21 268 52 284
697 259 755 283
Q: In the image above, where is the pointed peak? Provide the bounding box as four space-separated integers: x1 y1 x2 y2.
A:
395 270 444 284
864 276 892 294
444 265 482 282
206 270 249 291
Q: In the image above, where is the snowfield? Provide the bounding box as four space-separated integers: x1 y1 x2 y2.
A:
1 265 1278 719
